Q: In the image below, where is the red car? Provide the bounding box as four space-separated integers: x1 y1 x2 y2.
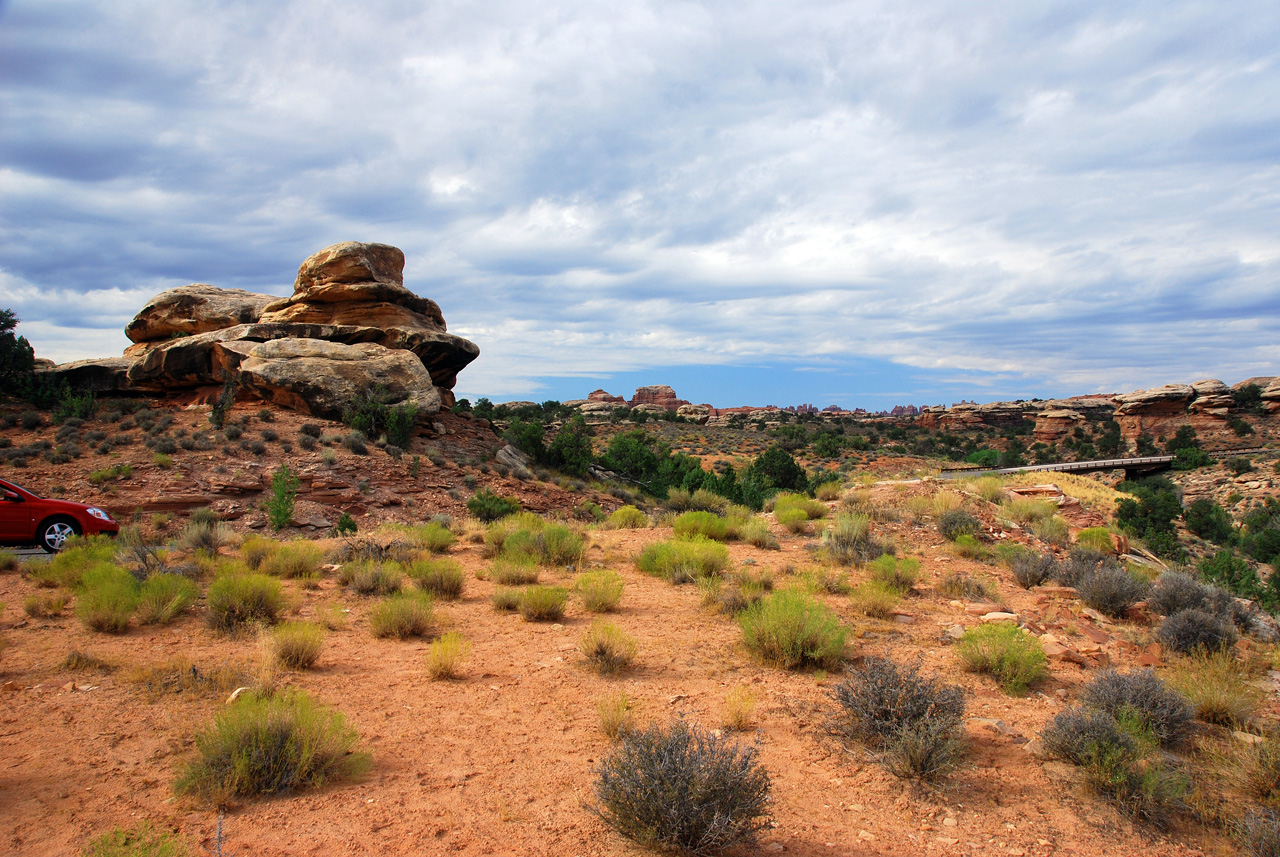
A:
0 477 120 552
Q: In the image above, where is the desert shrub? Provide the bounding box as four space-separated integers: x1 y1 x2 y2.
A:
76 566 141 633
334 512 356 535
260 542 323 580
867 554 918 594
500 522 585 567
272 621 325 669
950 534 989 560
1032 515 1071 547
239 535 278 570
579 620 638 674
687 488 730 513
0 549 17 572
592 718 771 854
1080 669 1194 747
822 513 883 566
1241 736 1280 801
136 573 198 626
467 489 521 522
341 562 402 596
369 591 435 639
607 505 647 529
409 522 456 554
774 506 810 534
938 572 996 602
955 623 1047 695
206 574 285 632
1147 570 1214 617
1004 497 1057 525
721 686 756 732
488 554 541 585
490 587 523 612
1157 608 1238 655
937 509 979 541
405 557 464 599
1169 649 1261 728
576 570 625 612
82 823 190 857
26 537 116 588
426 631 470 680
1010 551 1057 589
597 691 633 740
831 657 966 781
24 590 70 617
1055 547 1114 588
1237 809 1280 857
972 476 1006 503
1042 707 1138 766
674 510 730 541
738 590 847 670
849 579 900 619
175 518 236 556
774 492 827 520
738 517 780 550
1075 527 1115 553
174 689 370 803
518 585 569 622
1077 565 1149 618
635 537 729 584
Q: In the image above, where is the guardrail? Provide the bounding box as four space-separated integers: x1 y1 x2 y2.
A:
938 447 1273 479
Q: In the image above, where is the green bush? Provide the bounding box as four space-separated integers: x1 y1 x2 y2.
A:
738 590 847 670
1075 527 1115 553
937 509 979 541
467 489 521 522
405 557 464 599
260 542 323 580
174 689 370 803
867 555 919 594
410 522 456 554
518 585 569 622
576 570 625 612
369 591 435 639
265 463 300 531
489 556 540 585
773 492 827 520
607 505 647 529
849 579 901 619
774 506 810 534
340 562 402 596
272 621 325 669
673 510 730 541
1184 498 1233 544
579 620 638 674
136 573 198 626
821 513 883 566
490 587 522 612
955 623 1047 695
635 537 729 584
76 566 141 633
951 534 989 560
335 512 357 535
206 574 285 631
592 719 771 853
82 823 189 857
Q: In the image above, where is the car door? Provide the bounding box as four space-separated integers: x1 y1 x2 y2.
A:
0 481 32 539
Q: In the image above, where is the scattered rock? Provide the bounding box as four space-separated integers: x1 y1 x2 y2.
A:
981 611 1019 623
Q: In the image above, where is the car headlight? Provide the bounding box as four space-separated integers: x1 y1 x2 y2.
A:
86 507 111 521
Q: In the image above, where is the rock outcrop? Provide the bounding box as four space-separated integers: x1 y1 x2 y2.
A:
587 389 625 404
629 385 689 411
42 241 479 420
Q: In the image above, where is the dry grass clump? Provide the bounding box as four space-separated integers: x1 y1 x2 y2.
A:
259 541 323 580
76 565 141 633
239 535 278 570
635 536 730 584
721 685 757 731
407 522 457 554
82 823 190 857
821 514 884 566
369 591 435 639
867 554 918 593
938 572 997 602
1005 472 1128 513
814 481 843 501
0 549 18 573
579 620 638 674
674 510 735 541
136 573 198 625
175 519 237 556
404 557 465 599
955 623 1048 695
426 631 471 680
490 587 523 612
63 648 114 673
849 579 901 619
738 590 847 670
126 657 246 700
1240 734 1280 801
1169 650 1262 728
339 562 402 596
1003 497 1058 525
773 493 828 520
597 691 633 739
607 505 648 529
1075 526 1116 553
206 573 285 632
272 621 325 670
24 590 70 618
518 585 569 622
1032 515 1070 547
174 689 370 804
738 517 781 550
576 570 625 612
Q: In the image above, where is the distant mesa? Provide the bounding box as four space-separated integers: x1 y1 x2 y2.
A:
40 241 479 420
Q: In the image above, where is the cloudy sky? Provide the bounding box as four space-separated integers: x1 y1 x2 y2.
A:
2 1 1278 409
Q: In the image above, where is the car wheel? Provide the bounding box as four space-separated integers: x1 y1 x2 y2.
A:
39 517 80 553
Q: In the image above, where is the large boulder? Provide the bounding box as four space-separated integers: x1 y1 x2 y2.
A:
1114 384 1195 416
236 339 441 420
629 385 689 411
125 285 276 345
37 357 137 393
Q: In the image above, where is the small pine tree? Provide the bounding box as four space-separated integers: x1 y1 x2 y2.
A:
266 464 300 531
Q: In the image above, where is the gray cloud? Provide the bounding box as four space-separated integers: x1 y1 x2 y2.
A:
1 0 1278 404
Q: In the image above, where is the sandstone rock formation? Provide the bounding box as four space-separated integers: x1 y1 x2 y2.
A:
40 241 479 420
629 385 689 411
587 389 625 404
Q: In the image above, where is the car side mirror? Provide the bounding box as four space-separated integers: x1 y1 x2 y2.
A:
2 491 21 502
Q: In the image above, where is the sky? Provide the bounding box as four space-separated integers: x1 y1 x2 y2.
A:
2 1 1279 411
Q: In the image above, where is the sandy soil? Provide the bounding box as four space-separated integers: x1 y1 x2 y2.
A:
0 484 1245 857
